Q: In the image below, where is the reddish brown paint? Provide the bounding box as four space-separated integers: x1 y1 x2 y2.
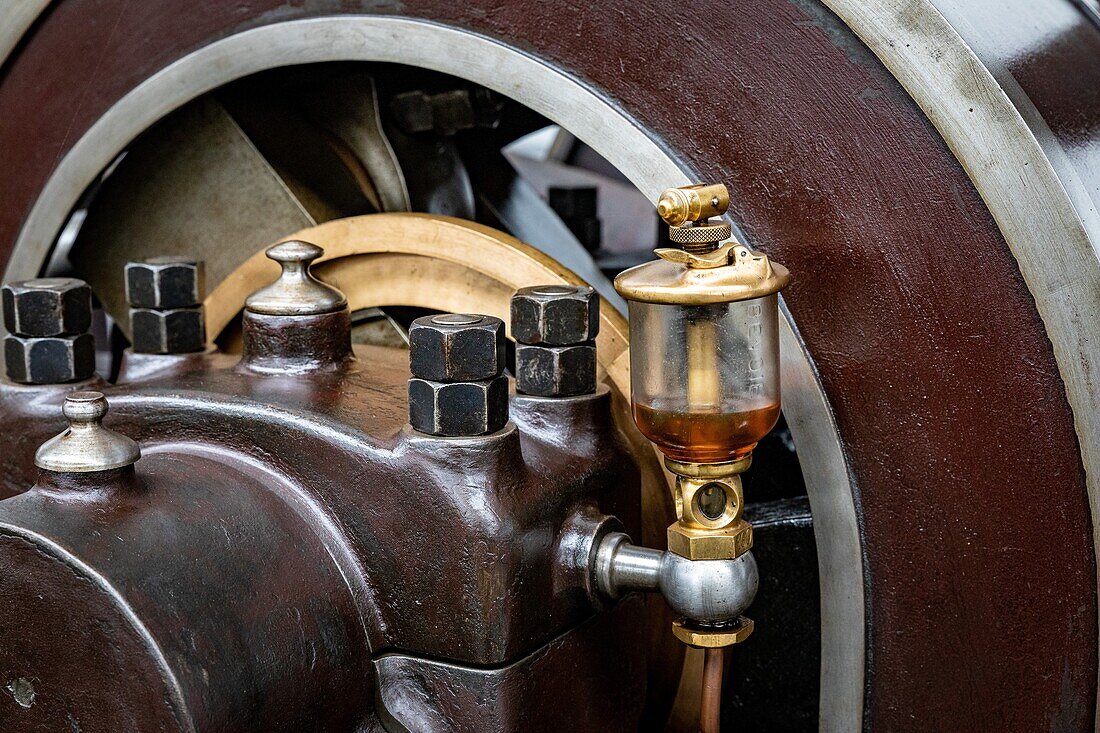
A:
0 1 1096 730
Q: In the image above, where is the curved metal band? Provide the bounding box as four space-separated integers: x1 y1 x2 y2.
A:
822 1 1100 725
0 1 51 72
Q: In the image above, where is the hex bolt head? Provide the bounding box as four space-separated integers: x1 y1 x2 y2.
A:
510 285 599 346
130 307 205 354
4 333 95 384
2 278 92 337
408 376 509 436
125 257 205 309
409 314 505 382
515 343 597 396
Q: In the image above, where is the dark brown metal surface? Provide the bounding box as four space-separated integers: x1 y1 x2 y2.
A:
0 457 371 732
376 598 647 732
0 342 648 729
241 309 354 371
0 1 1097 729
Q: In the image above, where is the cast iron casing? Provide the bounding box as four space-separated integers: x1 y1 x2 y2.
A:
0 332 647 731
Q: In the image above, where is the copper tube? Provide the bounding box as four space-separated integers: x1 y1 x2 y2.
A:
700 646 725 733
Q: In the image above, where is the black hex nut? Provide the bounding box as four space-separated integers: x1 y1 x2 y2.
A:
409 314 505 382
125 257 205 309
4 333 95 384
2 278 92 337
510 285 599 346
130 307 205 354
515 343 597 397
408 376 509 436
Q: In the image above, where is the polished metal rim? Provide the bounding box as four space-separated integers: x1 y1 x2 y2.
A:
0 14 865 730
822 2 1100 725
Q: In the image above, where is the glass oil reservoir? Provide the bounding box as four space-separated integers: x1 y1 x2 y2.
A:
615 185 790 467
628 294 781 463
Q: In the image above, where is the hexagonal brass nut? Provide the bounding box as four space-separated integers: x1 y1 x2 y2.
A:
125 257 205 309
4 333 95 384
130 307 206 354
409 314 505 382
408 376 509 437
2 278 92 337
666 519 753 561
510 285 599 345
672 617 754 648
515 342 596 396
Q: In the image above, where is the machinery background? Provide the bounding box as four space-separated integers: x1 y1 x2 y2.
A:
0 0 1098 731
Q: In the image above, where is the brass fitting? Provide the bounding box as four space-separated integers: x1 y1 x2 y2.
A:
656 183 733 255
668 520 753 562
672 617 754 648
665 457 753 561
656 183 730 227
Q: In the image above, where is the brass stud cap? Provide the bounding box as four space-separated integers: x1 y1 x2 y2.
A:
35 392 141 473
245 241 348 316
672 616 754 647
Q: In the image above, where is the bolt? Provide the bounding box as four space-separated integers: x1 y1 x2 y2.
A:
514 342 596 397
4 333 95 384
408 376 509 437
2 277 91 337
407 311 509 437
124 257 204 309
130 308 205 354
126 256 207 355
510 285 599 346
511 285 600 397
389 88 502 136
408 314 505 382
3 277 95 384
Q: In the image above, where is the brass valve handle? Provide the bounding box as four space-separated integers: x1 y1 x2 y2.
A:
656 183 733 255
656 183 730 227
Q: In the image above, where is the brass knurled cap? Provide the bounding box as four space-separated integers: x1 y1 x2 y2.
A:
668 222 732 245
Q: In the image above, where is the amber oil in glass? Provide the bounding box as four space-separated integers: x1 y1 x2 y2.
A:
632 401 781 463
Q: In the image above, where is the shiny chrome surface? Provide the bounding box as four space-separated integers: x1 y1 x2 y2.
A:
245 241 347 316
595 532 663 596
595 532 759 625
34 391 141 473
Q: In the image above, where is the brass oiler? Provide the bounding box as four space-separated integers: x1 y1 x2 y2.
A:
614 183 790 651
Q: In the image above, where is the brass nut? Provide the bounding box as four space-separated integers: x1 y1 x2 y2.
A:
667 520 752 560
672 617 754 647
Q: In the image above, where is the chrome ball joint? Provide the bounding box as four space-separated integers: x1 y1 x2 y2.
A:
593 531 758 625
